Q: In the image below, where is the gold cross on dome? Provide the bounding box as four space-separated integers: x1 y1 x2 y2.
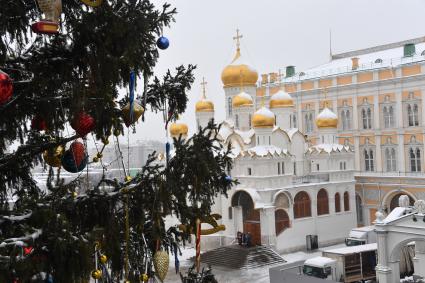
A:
200 77 207 99
233 28 243 51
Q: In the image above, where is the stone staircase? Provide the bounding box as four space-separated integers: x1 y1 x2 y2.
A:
192 245 286 269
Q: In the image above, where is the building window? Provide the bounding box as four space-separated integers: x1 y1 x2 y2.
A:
383 106 395 128
317 189 329 215
247 167 252 176
356 195 363 225
364 149 374 171
408 104 419 126
385 148 397 172
316 164 320 171
227 97 232 117
344 192 350 211
410 148 421 172
341 109 351 130
292 114 297 128
335 193 341 213
248 114 252 128
269 136 271 145
277 163 281 175
235 114 239 128
275 209 290 235
278 162 285 175
362 108 372 129
228 206 233 220
294 191 311 219
304 112 314 133
294 162 296 175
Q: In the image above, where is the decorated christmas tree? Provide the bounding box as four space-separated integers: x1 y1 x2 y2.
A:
0 1 235 282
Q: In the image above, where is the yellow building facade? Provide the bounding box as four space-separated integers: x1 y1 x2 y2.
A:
258 36 425 226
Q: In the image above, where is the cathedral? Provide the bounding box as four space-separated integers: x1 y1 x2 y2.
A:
168 32 358 253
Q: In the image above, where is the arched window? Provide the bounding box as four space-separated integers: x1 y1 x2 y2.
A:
344 192 350 211
275 209 290 235
248 114 252 128
345 110 351 129
389 106 394 127
304 114 309 132
227 97 233 117
410 148 422 172
341 110 346 130
383 106 389 128
385 148 397 172
294 191 311 219
362 108 372 129
335 193 341 213
235 114 239 128
413 104 419 126
408 104 413 126
228 206 233 220
364 149 374 171
317 189 329 215
292 114 297 128
309 113 313 132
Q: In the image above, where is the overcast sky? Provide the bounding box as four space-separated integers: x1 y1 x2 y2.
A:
129 0 425 143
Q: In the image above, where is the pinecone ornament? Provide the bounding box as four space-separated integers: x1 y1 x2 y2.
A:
153 250 169 282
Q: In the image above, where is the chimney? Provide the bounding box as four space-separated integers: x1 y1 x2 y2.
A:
269 72 277 83
404 43 416 57
261 74 269 85
285 66 295 78
351 57 359 70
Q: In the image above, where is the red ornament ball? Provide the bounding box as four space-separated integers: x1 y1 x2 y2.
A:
31 116 47 131
0 70 13 105
71 112 95 136
61 141 88 173
23 246 33 256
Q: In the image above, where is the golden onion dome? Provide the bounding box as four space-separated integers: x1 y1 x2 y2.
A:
252 107 275 128
221 49 258 87
316 107 338 129
195 99 214 113
169 122 188 137
269 89 294 108
232 91 253 108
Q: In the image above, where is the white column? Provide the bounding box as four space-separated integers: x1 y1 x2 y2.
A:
414 241 425 277
352 95 359 130
374 95 380 129
354 136 360 171
260 207 276 247
375 229 394 283
376 136 382 172
233 206 243 234
396 90 403 128
398 134 405 173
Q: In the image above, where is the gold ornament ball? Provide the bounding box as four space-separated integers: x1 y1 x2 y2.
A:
72 191 78 198
101 137 109 145
99 254 108 264
91 269 102 279
97 152 103 158
93 156 99 163
113 129 120 136
43 145 65 167
140 273 149 282
125 175 132 182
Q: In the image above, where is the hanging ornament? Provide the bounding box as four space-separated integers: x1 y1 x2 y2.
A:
80 0 103 7
0 70 13 105
91 269 102 280
122 101 144 127
32 0 62 34
225 175 232 183
99 254 107 264
140 274 149 282
23 246 33 256
43 145 64 167
61 141 88 173
156 36 170 50
71 112 96 137
31 116 47 131
46 274 54 283
153 250 169 283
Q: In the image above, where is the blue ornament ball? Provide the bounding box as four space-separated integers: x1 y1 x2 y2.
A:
157 36 170 50
225 175 232 182
61 150 88 173
46 274 54 283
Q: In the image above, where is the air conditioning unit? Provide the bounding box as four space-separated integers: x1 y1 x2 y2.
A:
306 235 318 251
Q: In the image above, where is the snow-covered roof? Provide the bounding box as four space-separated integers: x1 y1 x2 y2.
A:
381 207 413 224
237 145 290 158
317 107 337 120
281 41 425 83
236 91 253 101
323 243 377 255
270 89 293 101
254 106 274 118
307 143 352 155
304 257 336 268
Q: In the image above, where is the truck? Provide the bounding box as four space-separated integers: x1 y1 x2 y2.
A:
344 226 376 247
302 243 377 283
